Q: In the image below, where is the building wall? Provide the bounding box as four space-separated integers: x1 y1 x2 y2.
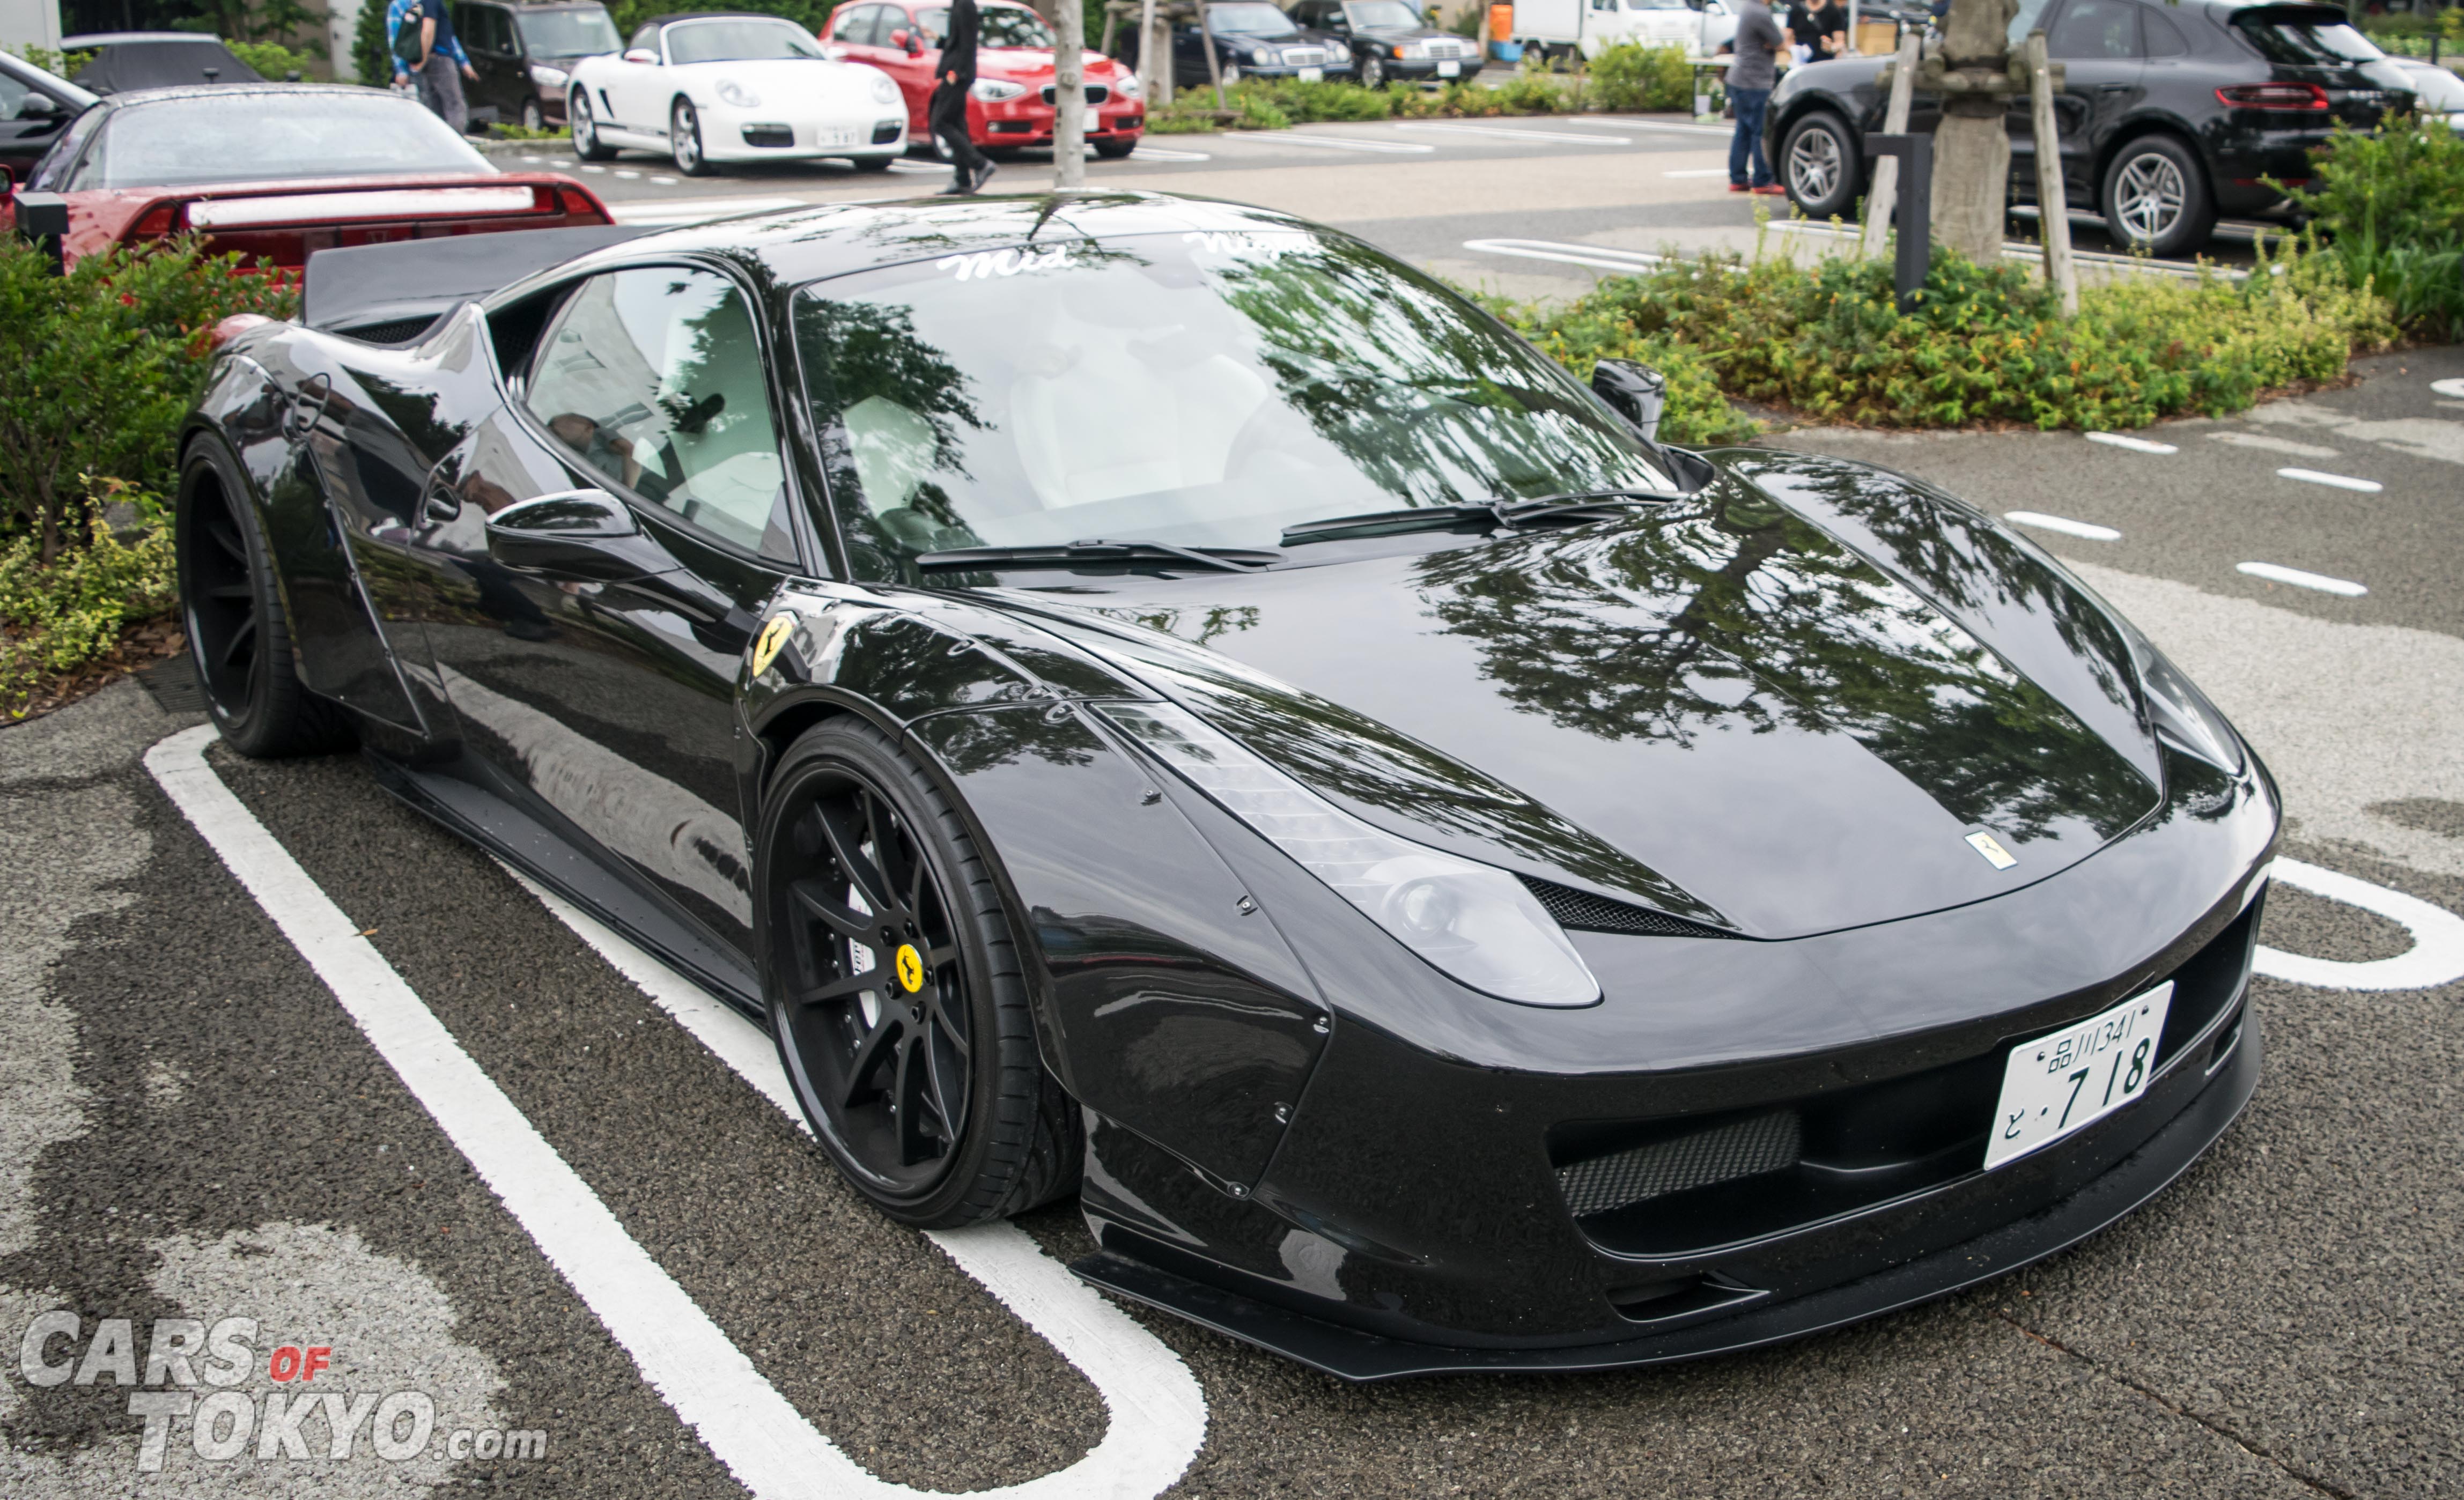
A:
328 0 367 81
0 0 65 50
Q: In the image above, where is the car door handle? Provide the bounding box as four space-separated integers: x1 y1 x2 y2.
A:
423 486 461 526
2098 82 2128 91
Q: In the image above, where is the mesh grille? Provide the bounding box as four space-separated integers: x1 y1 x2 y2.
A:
1518 876 1737 939
1557 1112 1801 1218
337 316 436 345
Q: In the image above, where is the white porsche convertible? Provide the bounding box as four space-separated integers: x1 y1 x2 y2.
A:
568 11 908 175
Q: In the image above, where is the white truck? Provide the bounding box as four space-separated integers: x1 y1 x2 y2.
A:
1510 0 1738 61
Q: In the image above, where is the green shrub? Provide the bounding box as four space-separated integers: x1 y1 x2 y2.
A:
351 0 392 85
1228 77 1397 122
2283 115 2464 341
1490 62 1569 113
226 38 315 78
1502 238 2393 434
1587 42 1691 112
0 237 299 568
0 504 174 717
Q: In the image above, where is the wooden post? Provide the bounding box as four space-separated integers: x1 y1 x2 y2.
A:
1137 0 1159 103
1860 29 1919 259
2023 29 2078 315
1199 0 1228 110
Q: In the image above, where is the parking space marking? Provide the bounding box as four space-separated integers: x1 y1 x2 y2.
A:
2005 511 2121 541
2208 430 2340 459
888 160 949 173
146 726 1206 1500
2276 467 2384 493
1244 131 1435 153
2086 431 2178 454
2257 858 2464 991
1463 238 1671 273
2237 560 2369 597
1570 116 1732 136
607 195 810 225
1393 122 1629 145
2432 377 2464 399
1125 145 1212 161
1663 167 1730 178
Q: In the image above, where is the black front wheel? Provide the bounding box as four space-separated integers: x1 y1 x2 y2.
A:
757 717 1079 1228
175 439 353 758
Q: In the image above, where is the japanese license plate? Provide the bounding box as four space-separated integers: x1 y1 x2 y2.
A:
1438 59 1460 76
1299 65 1324 82
815 124 860 147
1985 981 2173 1170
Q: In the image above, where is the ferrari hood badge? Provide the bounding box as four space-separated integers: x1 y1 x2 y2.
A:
750 614 795 677
1965 830 2019 870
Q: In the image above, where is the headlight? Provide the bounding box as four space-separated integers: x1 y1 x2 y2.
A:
1251 45 1277 63
971 77 1026 100
1102 701 1601 1008
2132 639 2246 775
529 63 570 87
869 70 900 102
1395 40 1425 58
1113 72 1141 97
716 79 761 107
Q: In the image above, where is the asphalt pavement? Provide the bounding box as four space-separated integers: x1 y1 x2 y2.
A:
2 125 2461 1498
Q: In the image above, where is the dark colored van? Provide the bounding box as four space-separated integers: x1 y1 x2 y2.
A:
453 0 622 131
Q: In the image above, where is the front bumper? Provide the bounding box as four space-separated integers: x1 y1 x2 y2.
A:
979 104 1147 148
696 103 908 161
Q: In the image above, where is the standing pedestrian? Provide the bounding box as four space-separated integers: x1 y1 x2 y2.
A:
390 0 478 135
931 0 994 195
1727 0 1785 195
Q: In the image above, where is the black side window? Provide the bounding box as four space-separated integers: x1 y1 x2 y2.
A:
2046 0 2144 59
630 23 660 50
29 105 104 191
2141 4 2188 58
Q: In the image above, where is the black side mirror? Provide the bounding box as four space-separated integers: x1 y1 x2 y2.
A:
1591 359 1667 444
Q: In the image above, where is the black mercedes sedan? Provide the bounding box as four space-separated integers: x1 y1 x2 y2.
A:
1767 0 2416 257
1288 0 1483 88
182 191 2274 1379
1159 1 1353 87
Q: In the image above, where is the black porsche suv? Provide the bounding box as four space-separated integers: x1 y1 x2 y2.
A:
1288 0 1482 88
1765 0 2417 257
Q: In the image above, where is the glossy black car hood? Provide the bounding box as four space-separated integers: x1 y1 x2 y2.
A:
1006 452 2165 941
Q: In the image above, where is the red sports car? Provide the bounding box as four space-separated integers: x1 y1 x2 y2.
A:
822 0 1145 159
1 83 610 269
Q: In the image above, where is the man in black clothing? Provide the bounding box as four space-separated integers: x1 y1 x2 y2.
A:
930 0 994 194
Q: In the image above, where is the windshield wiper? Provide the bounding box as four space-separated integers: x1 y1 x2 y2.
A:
1279 491 1668 547
914 540 1281 574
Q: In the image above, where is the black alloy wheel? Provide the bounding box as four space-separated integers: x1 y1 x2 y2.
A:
1361 53 1387 88
570 89 616 159
175 440 351 757
1782 110 1858 220
2099 134 2214 260
758 717 1079 1228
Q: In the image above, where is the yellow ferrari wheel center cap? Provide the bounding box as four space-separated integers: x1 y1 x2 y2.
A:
894 943 925 994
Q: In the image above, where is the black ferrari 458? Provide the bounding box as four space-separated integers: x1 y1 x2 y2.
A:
180 192 2277 1379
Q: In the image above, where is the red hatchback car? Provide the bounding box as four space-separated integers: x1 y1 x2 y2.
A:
2 84 610 269
822 0 1145 159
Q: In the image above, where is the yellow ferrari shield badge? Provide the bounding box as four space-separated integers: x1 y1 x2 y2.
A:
750 614 794 677
894 943 925 993
1965 830 2019 870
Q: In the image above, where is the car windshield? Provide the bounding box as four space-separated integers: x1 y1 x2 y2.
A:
2231 12 2383 64
68 92 491 189
918 6 1056 45
518 8 622 57
792 230 1676 575
1209 3 1302 34
664 19 827 62
1345 1 1423 25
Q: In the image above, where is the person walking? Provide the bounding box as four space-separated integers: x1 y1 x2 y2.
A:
931 0 994 195
1727 0 1785 195
390 0 478 135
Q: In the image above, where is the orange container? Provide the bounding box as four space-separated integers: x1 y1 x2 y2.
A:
1488 3 1514 42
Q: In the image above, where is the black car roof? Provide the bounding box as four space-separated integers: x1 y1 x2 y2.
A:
58 31 229 44
95 82 420 109
527 190 1316 293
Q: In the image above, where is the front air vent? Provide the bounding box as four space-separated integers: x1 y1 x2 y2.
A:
1517 875 1738 939
337 315 437 345
1557 1111 1800 1218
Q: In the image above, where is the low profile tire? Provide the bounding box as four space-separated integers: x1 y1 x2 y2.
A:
1093 136 1136 159
2100 134 2214 260
176 439 352 758
671 95 713 176
521 98 545 133
569 90 616 159
1781 110 1858 220
1360 54 1387 89
757 716 1080 1229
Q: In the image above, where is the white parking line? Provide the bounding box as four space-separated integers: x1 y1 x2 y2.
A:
1663 167 1731 178
607 195 809 225
614 169 641 179
145 725 1206 1500
1393 122 1629 145
579 164 607 173
2085 430 2178 454
2276 467 2384 493
1125 144 1212 161
521 153 547 164
2434 377 2464 399
2256 858 2464 991
2005 511 2121 541
2237 560 2369 597
888 160 949 173
1463 238 1672 273
1245 130 1436 153
1567 116 1732 137
650 174 680 184
2208 430 2340 459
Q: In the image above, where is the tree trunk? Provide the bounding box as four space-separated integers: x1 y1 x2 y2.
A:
1054 0 1087 187
1930 104 2008 264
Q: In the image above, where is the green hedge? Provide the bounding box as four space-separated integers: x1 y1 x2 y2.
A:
2287 114 2464 342
1149 47 1691 132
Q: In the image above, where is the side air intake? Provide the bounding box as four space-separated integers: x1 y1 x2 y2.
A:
1517 875 1739 939
1556 1112 1801 1218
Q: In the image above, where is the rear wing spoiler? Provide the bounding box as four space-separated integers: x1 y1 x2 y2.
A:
302 225 655 342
